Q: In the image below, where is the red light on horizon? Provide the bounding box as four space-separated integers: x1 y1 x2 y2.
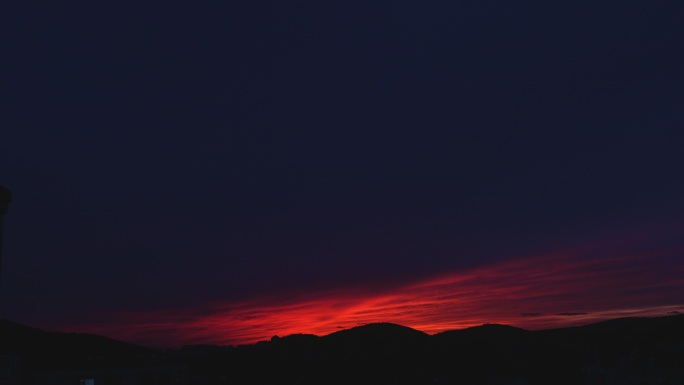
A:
58 245 684 348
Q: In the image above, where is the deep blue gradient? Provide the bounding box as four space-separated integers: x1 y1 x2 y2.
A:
1 1 683 331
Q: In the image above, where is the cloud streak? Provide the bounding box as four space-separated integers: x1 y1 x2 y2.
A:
61 242 684 347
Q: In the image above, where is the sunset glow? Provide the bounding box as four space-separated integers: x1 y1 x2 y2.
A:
62 242 684 348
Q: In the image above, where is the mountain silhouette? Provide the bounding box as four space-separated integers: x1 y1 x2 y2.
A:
0 318 150 361
2 315 683 384
322 322 430 350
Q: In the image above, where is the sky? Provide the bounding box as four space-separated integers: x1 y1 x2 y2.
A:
1 1 683 348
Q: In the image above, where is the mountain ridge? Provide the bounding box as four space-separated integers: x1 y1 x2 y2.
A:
4 315 684 350
2 314 683 384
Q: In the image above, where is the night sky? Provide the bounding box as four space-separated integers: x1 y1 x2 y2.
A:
2 1 683 348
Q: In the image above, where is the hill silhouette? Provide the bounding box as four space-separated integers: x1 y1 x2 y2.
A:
1 315 683 384
0 318 150 362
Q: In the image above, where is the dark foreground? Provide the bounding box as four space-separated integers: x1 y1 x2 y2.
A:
1 314 683 385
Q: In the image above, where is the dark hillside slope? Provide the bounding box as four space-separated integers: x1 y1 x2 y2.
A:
317 323 431 384
1 318 159 380
428 324 532 383
2 315 683 385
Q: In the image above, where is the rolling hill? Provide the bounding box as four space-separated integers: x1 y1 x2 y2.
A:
2 315 683 384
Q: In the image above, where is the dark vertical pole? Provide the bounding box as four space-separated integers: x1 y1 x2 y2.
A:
0 186 12 289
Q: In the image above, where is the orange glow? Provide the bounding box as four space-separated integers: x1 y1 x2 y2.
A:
62 244 684 348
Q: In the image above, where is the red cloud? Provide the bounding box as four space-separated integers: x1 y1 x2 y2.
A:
62 242 684 347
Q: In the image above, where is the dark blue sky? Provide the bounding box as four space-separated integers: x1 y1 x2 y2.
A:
1 1 683 342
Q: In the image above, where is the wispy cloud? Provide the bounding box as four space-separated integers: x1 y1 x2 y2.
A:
64 242 684 347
